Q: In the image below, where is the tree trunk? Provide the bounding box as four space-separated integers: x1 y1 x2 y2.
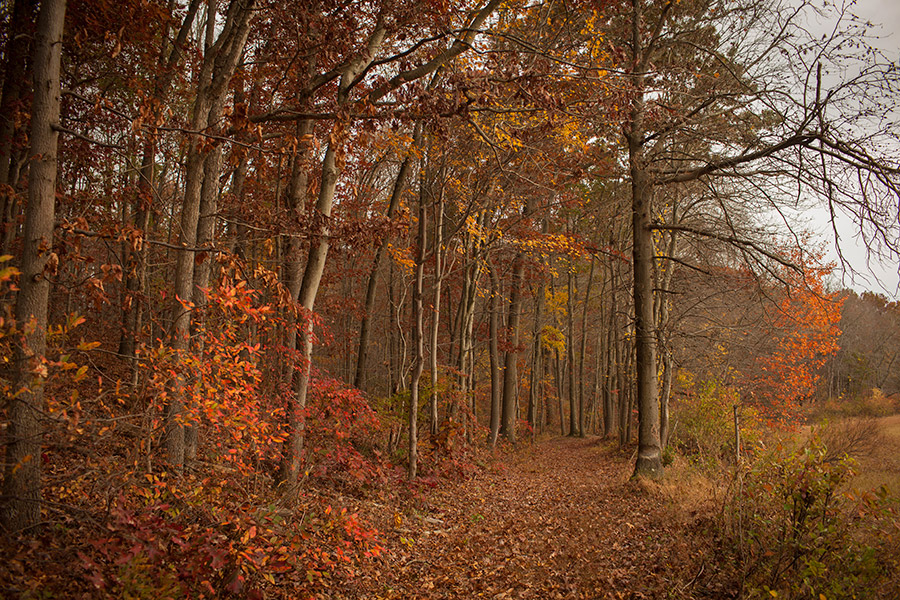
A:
429 191 444 435
528 279 544 433
487 259 502 446
166 0 255 469
592 272 607 435
354 123 422 390
408 171 427 479
455 211 485 425
655 207 678 450
605 263 618 439
279 23 387 487
1 0 65 532
615 298 626 448
578 257 595 437
627 0 662 479
500 253 523 443
555 348 565 436
566 260 578 436
185 136 225 461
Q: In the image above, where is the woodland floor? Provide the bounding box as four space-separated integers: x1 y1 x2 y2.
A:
344 437 726 600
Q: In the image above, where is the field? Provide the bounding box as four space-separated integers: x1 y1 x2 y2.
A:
849 414 900 493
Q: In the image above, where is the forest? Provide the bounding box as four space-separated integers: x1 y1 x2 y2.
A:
2 0 900 597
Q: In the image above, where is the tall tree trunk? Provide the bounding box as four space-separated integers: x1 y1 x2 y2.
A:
388 260 397 395
487 259 502 446
655 206 678 450
613 267 627 448
455 211 485 426
281 119 313 385
616 316 626 448
183 0 226 462
458 254 480 425
278 23 387 487
624 332 635 445
528 280 544 433
566 260 578 436
555 348 565 436
408 172 427 479
604 277 616 438
578 257 595 437
627 0 662 478
429 190 444 435
592 274 607 435
660 351 673 449
1 0 65 532
500 251 523 443
185 137 224 461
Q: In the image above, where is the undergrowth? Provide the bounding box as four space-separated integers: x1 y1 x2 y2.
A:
715 433 900 599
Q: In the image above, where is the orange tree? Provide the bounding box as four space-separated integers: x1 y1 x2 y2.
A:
748 251 843 425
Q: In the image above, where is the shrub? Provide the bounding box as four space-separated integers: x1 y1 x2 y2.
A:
720 436 900 599
671 375 762 470
815 417 883 464
813 388 899 420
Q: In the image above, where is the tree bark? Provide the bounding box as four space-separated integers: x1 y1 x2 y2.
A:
487 259 502 446
2 0 65 532
429 190 444 435
628 0 662 479
408 174 427 479
566 259 578 436
555 348 565 436
500 251 524 443
528 279 544 433
578 257 595 437
604 268 616 438
656 209 678 450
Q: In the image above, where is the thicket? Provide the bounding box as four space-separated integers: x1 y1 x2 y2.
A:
718 435 900 599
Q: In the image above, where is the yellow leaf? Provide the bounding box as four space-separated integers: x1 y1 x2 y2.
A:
73 365 88 382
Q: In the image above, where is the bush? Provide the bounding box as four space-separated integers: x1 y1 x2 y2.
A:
720 436 900 599
813 388 899 420
816 417 883 464
671 375 762 470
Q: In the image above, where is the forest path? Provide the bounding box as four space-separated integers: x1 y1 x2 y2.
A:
357 437 706 599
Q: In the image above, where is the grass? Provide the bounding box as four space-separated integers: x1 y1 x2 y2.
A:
850 414 900 493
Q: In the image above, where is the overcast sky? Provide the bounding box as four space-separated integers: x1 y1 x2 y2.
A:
810 0 900 298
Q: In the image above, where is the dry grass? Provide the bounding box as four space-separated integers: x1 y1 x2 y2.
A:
850 414 900 493
651 454 724 517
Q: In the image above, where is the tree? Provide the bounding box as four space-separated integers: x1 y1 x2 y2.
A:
610 0 900 478
750 255 843 422
165 0 256 470
2 0 66 532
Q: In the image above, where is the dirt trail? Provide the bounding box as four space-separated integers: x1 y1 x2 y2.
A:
356 437 707 599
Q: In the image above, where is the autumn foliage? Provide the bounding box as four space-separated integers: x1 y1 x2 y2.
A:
2 0 900 597
749 254 844 425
